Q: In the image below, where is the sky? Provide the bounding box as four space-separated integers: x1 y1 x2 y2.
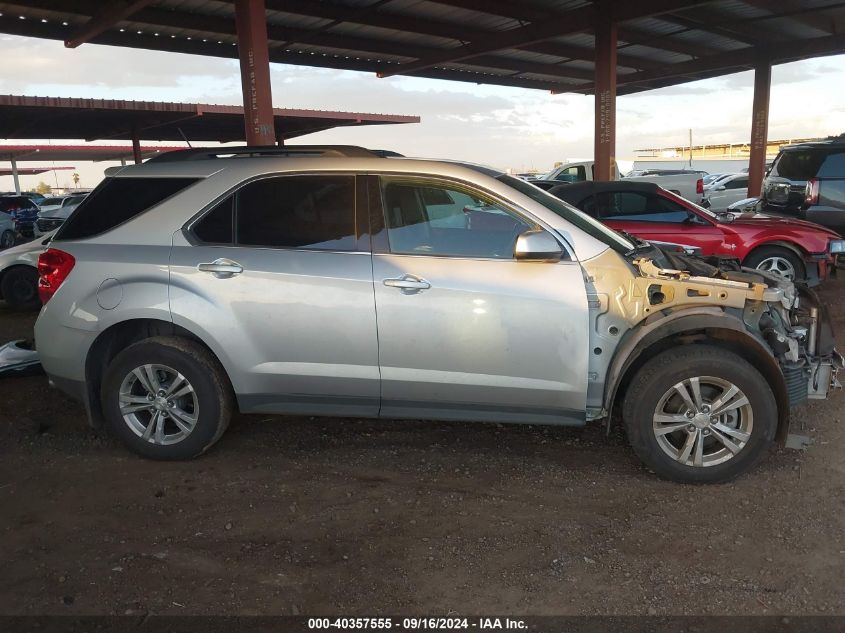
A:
1 33 845 192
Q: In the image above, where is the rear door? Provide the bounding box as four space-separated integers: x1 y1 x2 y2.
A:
169 174 380 417
368 175 589 425
583 189 726 254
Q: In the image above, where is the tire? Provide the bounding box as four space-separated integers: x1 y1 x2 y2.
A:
0 229 15 249
100 336 233 460
622 345 777 484
743 246 805 281
0 266 41 310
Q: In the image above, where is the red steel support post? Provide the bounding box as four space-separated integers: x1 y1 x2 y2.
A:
748 55 771 198
132 128 142 164
235 0 276 146
593 0 617 182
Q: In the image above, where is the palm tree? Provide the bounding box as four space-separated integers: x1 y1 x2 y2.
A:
72 172 80 189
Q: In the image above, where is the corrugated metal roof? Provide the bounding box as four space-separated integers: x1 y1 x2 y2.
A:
0 1 842 94
0 95 420 143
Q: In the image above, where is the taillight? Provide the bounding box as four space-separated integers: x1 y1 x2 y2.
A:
696 178 704 195
37 248 75 304
806 178 820 205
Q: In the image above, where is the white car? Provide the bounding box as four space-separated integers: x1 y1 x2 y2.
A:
0 231 54 308
702 173 750 211
34 196 84 237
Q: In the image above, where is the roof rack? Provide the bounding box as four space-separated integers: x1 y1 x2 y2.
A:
144 145 384 163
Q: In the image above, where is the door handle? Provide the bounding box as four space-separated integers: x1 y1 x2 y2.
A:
383 274 431 293
197 258 244 278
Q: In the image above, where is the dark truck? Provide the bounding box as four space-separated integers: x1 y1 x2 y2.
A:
762 135 845 235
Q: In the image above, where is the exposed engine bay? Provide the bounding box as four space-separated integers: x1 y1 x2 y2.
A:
581 247 843 424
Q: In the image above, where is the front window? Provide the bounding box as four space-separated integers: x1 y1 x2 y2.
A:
381 178 532 258
497 175 636 254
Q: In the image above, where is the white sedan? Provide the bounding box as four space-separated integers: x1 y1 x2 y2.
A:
703 173 750 211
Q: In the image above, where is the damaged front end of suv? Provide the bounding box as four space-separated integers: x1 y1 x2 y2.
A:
583 247 842 472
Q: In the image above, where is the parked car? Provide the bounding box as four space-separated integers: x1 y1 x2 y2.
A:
0 195 39 240
34 145 840 483
0 231 53 309
34 195 85 237
702 173 726 186
762 135 845 233
548 180 843 283
542 159 703 203
702 173 749 211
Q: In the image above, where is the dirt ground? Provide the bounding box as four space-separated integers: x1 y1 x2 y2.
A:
1 279 844 617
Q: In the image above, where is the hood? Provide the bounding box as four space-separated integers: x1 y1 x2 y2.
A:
722 212 840 237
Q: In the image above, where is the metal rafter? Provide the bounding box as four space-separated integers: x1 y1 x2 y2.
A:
65 0 156 48
566 32 845 94
258 0 663 70
376 0 715 78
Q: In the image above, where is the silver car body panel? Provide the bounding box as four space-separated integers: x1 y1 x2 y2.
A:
34 156 616 426
169 231 381 417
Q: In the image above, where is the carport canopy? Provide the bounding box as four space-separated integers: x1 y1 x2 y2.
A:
2 0 844 195
0 95 420 145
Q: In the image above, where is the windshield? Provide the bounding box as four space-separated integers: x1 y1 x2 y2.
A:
41 198 64 206
497 175 635 253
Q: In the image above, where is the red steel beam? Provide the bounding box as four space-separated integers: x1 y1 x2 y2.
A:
234 0 276 146
593 1 617 182
747 55 771 198
65 0 156 48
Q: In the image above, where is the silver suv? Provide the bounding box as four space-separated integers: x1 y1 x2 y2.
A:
34 146 842 483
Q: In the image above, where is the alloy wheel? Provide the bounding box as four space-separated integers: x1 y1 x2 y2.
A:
118 364 199 445
755 256 796 281
652 376 753 467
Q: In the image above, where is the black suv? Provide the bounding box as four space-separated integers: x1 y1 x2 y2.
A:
762 135 845 234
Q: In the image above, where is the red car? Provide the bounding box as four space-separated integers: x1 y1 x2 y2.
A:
550 180 844 283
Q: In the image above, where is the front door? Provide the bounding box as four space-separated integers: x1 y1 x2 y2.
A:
368 176 589 425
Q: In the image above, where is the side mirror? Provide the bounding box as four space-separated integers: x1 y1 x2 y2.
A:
717 185 726 191
514 229 563 262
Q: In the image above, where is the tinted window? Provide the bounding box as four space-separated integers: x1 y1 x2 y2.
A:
818 151 845 178
0 197 34 213
236 176 356 250
724 176 748 190
771 150 826 181
193 196 233 244
381 179 531 258
57 177 199 240
585 191 691 223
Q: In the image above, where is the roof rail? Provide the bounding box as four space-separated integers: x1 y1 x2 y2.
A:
144 145 383 163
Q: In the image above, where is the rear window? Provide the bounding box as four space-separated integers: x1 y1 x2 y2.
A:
818 151 845 178
770 150 826 181
56 177 199 240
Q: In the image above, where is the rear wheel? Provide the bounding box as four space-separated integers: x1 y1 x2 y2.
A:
623 345 777 483
101 336 233 460
1 266 40 309
744 246 805 281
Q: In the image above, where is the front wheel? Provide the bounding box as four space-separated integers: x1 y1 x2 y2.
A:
744 246 805 281
623 345 777 483
101 336 233 460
